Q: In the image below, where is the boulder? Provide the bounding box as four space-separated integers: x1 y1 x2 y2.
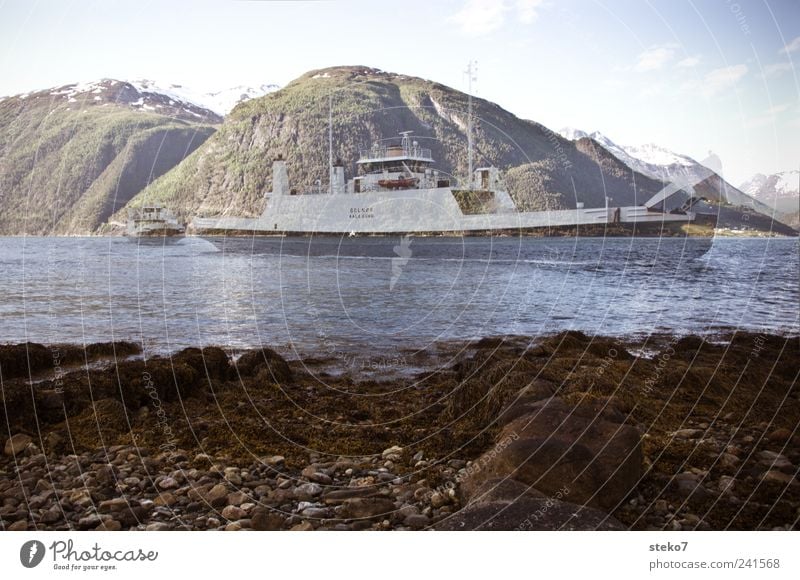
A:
234 347 292 384
463 397 642 510
4 434 33 456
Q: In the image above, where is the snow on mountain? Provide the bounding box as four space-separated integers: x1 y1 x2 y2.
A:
129 80 278 115
202 84 280 115
7 78 279 118
739 170 799 214
559 128 700 181
40 79 222 123
559 127 778 215
558 127 588 141
622 142 697 169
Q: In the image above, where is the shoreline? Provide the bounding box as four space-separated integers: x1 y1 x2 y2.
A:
1 330 798 531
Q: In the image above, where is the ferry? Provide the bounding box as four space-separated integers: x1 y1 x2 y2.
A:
191 130 705 237
126 206 185 239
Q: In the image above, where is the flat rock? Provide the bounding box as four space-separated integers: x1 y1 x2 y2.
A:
321 486 385 504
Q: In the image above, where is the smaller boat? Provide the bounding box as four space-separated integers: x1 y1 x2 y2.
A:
126 206 185 239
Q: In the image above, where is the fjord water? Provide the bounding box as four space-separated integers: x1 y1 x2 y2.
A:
0 236 797 359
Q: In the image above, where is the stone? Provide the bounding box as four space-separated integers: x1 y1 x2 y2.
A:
290 521 314 531
309 472 332 485
203 484 230 507
767 428 793 444
98 497 128 512
264 455 285 467
78 514 103 529
146 523 170 531
221 505 246 520
226 491 248 506
382 446 404 461
462 397 643 510
672 429 703 439
403 514 430 529
434 496 625 531
8 520 28 531
340 497 396 520
154 493 177 507
430 492 448 508
251 509 285 531
193 453 214 468
4 434 32 456
762 470 797 486
41 507 63 524
321 487 384 504
718 476 736 495
295 483 323 500
235 348 293 384
157 476 179 490
301 507 332 519
96 519 122 531
224 468 242 485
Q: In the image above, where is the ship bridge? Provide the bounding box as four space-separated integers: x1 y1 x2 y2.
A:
357 131 433 166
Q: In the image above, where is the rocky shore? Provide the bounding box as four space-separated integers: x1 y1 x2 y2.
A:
1 331 798 531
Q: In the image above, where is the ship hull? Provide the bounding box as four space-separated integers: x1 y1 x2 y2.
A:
191 187 696 236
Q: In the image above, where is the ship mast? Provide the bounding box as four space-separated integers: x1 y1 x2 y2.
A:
465 61 477 188
328 93 333 195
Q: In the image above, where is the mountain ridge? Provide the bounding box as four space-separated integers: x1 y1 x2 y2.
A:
122 65 674 222
0 79 217 234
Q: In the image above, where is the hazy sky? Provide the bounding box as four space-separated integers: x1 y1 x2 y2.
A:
1 0 798 183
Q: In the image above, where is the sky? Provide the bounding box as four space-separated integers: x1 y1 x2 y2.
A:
0 0 798 184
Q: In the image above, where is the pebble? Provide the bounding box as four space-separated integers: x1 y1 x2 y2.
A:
221 505 246 520
403 514 430 529
8 520 28 531
295 483 323 500
290 521 314 531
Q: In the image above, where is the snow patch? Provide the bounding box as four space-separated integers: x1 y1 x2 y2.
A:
312 72 331 79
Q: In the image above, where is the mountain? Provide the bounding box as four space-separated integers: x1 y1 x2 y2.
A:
0 79 218 234
123 65 677 222
201 84 281 115
559 128 780 216
127 80 280 116
740 170 800 229
740 171 799 213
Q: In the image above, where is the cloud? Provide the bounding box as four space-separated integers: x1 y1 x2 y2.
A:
676 56 701 68
744 103 792 129
766 103 791 115
633 44 678 72
702 64 748 97
779 36 800 55
450 0 544 35
516 0 544 24
450 0 507 36
763 62 793 78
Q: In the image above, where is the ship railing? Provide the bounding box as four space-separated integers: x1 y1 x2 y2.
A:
358 146 432 162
